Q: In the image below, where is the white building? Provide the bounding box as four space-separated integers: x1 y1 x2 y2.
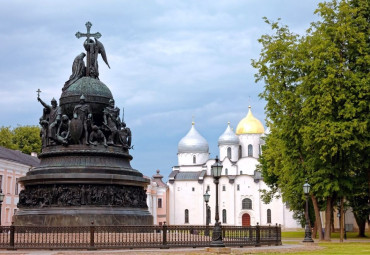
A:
0 146 40 225
167 106 300 229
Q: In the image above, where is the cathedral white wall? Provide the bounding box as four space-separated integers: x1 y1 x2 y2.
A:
168 173 300 228
168 181 206 225
238 134 261 158
219 144 239 162
211 158 237 176
178 152 209 166
283 207 301 229
236 157 259 176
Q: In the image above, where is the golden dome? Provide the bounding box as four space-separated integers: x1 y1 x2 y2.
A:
236 106 265 135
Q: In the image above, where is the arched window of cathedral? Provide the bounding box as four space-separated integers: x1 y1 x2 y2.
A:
248 144 253 157
227 147 231 159
238 146 242 159
193 155 196 164
185 209 189 223
225 168 228 175
242 198 252 210
259 145 262 156
267 209 271 223
222 209 227 223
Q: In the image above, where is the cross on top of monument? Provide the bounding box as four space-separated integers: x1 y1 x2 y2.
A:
75 21 102 41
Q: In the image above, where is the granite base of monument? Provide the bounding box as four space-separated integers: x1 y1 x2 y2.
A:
13 207 153 226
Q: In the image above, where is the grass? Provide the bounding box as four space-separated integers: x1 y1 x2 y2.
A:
271 243 370 255
281 231 370 239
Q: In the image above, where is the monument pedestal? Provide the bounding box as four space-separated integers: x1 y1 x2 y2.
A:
14 207 152 226
15 145 153 226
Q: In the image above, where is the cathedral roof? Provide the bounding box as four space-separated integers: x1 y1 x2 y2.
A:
169 170 206 181
218 122 239 146
236 106 265 135
178 122 209 153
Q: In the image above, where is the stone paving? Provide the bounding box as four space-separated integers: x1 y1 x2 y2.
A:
0 243 323 255
1 238 368 254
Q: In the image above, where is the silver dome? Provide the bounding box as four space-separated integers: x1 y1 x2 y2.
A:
178 123 209 153
218 122 239 146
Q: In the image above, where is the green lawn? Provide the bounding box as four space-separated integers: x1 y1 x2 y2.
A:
282 231 370 239
273 243 370 255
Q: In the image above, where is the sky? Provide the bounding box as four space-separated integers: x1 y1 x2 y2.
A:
0 0 322 180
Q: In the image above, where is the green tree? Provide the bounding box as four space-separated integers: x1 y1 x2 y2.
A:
253 0 369 240
12 126 42 155
0 126 17 150
0 126 41 155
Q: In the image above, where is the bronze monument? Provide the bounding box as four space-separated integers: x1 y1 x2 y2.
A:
14 22 152 226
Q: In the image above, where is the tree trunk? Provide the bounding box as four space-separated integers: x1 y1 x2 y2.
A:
340 197 344 242
324 197 332 241
311 195 323 240
313 221 318 239
354 212 366 237
331 208 335 233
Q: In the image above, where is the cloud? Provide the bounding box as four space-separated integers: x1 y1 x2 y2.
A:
0 0 322 178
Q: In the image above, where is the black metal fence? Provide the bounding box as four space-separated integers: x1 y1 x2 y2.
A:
0 223 281 250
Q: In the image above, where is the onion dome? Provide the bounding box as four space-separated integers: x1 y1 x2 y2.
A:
218 122 239 146
236 106 265 135
178 122 209 153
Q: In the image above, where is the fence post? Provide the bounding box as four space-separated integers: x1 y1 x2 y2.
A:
268 224 272 246
275 223 279 246
255 223 261 247
88 221 96 250
161 221 168 249
278 224 282 245
7 222 15 250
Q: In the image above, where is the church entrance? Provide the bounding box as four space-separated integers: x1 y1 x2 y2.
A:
242 213 251 226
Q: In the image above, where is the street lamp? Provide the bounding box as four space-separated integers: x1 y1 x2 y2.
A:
210 156 225 247
203 189 210 236
0 190 4 226
303 181 314 242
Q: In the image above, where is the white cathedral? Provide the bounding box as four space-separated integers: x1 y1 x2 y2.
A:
167 106 300 229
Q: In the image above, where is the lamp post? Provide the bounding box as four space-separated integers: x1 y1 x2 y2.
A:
210 156 225 247
303 182 314 242
0 190 4 226
203 189 210 236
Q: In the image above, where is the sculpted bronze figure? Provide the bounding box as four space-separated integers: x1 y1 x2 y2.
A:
56 114 71 146
63 53 86 91
103 99 121 145
37 96 62 145
119 121 132 149
76 21 110 79
89 125 108 147
72 95 92 145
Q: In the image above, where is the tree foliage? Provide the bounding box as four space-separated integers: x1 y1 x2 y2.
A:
0 126 41 155
0 126 17 150
253 0 369 240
